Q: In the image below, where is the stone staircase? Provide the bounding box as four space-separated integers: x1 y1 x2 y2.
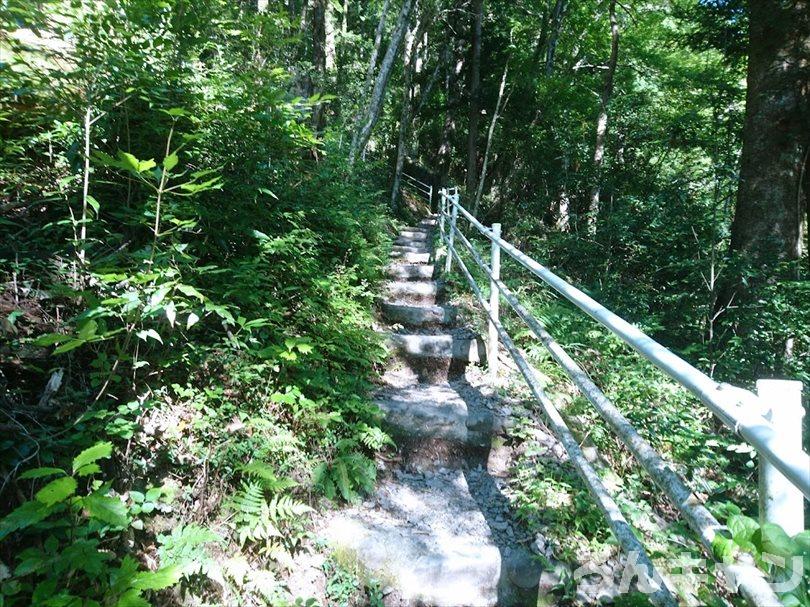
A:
322 218 541 606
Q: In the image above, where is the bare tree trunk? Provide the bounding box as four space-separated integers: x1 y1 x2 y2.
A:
728 0 809 266
325 0 337 71
586 0 619 235
410 52 445 145
349 0 415 165
342 0 349 35
437 45 459 184
473 61 509 216
311 0 327 131
391 15 429 211
465 0 483 196
355 0 393 125
545 0 567 75
555 154 571 230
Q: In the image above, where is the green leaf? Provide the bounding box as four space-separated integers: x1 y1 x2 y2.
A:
0 500 53 540
118 151 141 172
78 319 98 340
72 441 113 473
18 467 66 480
136 328 163 344
176 284 205 301
753 523 795 559
35 476 77 506
163 153 179 172
33 333 70 346
727 515 759 552
165 301 177 327
186 312 200 329
52 339 86 354
711 533 737 564
87 195 100 217
130 565 182 591
75 463 102 477
82 493 129 527
116 589 150 607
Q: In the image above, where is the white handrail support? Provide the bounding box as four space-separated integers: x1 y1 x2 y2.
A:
757 380 805 535
488 223 501 382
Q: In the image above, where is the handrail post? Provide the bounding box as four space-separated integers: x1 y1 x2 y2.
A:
445 189 459 273
488 223 501 382
438 188 446 239
757 379 805 536
428 184 434 212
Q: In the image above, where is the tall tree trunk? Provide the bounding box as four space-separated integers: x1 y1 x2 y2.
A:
325 0 337 71
354 0 392 131
349 0 415 165
545 0 567 76
465 0 483 196
311 0 327 132
391 15 429 211
555 153 572 230
473 61 509 216
437 44 460 184
410 52 445 145
586 0 619 235
728 0 809 267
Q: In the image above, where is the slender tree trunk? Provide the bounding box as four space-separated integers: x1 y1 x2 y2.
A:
342 0 349 35
437 46 459 184
391 15 429 211
473 62 509 216
353 0 392 133
555 154 572 231
545 0 567 76
410 53 445 145
465 0 483 196
325 0 337 71
349 0 415 165
728 0 809 266
311 0 327 131
586 0 619 235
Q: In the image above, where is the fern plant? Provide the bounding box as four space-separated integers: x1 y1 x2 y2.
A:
224 466 312 566
313 439 377 504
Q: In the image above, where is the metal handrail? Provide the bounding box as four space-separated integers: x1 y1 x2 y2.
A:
448 219 780 606
438 187 807 606
448 197 810 501
401 172 433 198
447 237 679 607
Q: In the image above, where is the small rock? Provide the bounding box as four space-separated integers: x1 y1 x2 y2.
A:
506 550 542 589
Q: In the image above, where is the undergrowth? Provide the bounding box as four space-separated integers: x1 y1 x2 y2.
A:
0 2 395 604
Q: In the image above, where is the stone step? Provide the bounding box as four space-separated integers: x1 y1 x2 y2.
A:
398 230 428 241
390 251 431 264
323 469 538 606
392 243 429 254
385 280 439 304
395 236 428 247
375 384 491 448
386 264 435 281
381 302 456 327
387 333 485 363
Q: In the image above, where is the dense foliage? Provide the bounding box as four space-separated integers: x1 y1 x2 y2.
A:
1 1 394 604
1 0 807 604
